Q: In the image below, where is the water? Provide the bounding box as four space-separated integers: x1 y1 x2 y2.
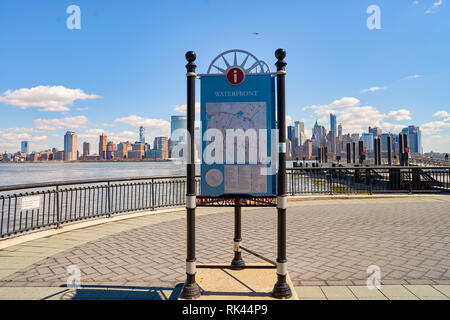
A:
0 161 301 187
0 161 185 186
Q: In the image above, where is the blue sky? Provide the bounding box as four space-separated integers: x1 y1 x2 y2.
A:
0 0 449 153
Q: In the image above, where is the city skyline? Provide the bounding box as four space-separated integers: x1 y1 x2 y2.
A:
0 1 449 153
3 112 428 162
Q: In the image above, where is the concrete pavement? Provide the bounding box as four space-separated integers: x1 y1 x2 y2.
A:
1 195 449 300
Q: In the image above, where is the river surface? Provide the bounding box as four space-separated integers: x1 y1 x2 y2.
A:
0 162 186 186
0 161 303 187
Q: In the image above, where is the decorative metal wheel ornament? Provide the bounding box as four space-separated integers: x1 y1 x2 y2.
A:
207 49 271 74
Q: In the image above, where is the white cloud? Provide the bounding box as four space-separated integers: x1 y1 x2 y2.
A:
361 86 387 93
173 102 200 113
421 120 450 135
333 105 387 134
426 0 443 14
33 115 90 131
0 86 101 112
433 110 450 118
303 97 412 135
403 74 422 80
380 122 408 134
32 135 48 142
303 97 360 111
388 109 412 121
422 135 450 153
114 115 170 132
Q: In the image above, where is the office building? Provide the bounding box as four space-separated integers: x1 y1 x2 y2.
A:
117 141 132 159
21 141 29 154
369 127 382 137
83 142 90 158
361 133 374 152
294 121 304 146
99 134 107 160
64 131 78 161
330 114 337 137
139 126 146 144
171 115 187 142
404 126 423 154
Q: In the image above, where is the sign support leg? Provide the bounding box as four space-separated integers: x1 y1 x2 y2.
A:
273 49 292 299
231 204 245 269
180 51 201 300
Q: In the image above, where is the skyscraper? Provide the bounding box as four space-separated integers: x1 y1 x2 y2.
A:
361 133 374 152
99 134 107 160
139 126 146 144
171 115 187 142
404 126 423 154
83 142 91 158
21 141 29 154
64 131 78 161
369 127 382 137
294 121 304 146
330 114 337 137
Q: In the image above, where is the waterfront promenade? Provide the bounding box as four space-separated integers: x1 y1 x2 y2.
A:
1 195 450 300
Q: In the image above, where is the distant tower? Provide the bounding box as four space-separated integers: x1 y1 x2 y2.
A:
139 126 146 144
330 113 337 137
21 141 29 154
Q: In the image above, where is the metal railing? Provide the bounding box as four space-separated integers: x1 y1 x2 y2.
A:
1 166 449 238
0 176 200 239
287 166 450 195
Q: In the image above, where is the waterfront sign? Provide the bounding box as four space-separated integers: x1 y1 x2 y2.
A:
200 70 276 197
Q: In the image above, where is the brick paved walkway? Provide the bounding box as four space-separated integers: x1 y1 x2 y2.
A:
1 196 450 290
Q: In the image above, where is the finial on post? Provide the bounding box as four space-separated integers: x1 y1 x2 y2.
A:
185 51 197 74
275 48 287 72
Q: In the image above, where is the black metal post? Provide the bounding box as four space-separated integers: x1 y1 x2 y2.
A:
231 203 245 268
377 137 382 165
387 136 392 166
352 142 356 164
180 51 201 300
273 48 292 299
346 142 351 164
399 134 404 166
403 134 409 166
359 141 364 164
373 137 378 166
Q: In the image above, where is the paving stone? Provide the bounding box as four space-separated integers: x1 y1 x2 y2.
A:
1 198 450 289
321 286 356 300
404 285 447 299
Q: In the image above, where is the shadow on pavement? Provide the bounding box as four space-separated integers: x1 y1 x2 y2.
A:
42 283 184 300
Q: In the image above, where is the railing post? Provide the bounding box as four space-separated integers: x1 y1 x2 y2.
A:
151 179 155 210
56 185 61 228
290 170 294 195
409 167 413 194
107 181 112 218
329 170 333 195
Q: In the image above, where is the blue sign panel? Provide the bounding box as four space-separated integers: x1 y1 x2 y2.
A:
200 74 276 197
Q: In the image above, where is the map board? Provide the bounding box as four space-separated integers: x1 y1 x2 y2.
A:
200 74 276 197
